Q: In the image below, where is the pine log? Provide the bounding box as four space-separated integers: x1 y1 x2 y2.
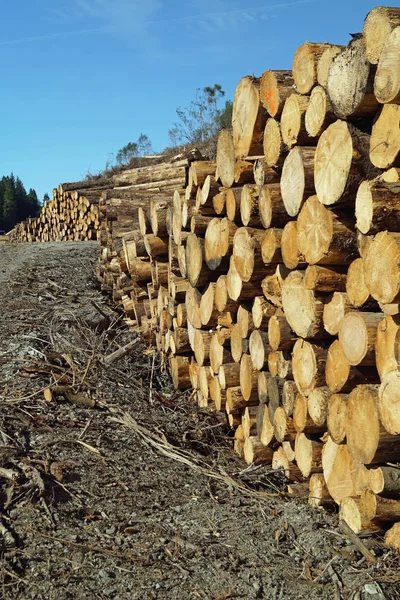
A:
204 217 237 271
234 160 255 185
259 184 291 230
315 120 380 206
280 147 316 217
218 363 241 389
233 76 268 158
385 523 400 552
295 433 323 478
356 180 400 234
281 93 312 148
170 356 191 389
339 311 382 366
239 354 259 401
230 323 247 363
225 187 242 223
252 296 276 328
261 272 283 308
216 129 235 188
307 386 330 426
227 254 263 302
261 228 282 265
253 158 280 188
281 270 325 339
323 292 352 336
376 314 400 380
292 340 328 397
281 221 304 270
226 386 258 412
293 42 332 94
263 118 285 168
317 45 344 87
240 184 261 227
362 6 400 64
325 340 350 394
305 85 335 138
268 314 295 351
258 370 270 404
345 258 370 308
378 370 400 435
237 305 255 338
249 329 271 371
346 385 399 464
326 37 379 118
327 393 348 445
374 27 400 104
209 334 232 374
322 437 358 504
232 227 268 283
370 104 400 169
309 473 332 508
244 436 274 466
260 70 294 117
304 265 347 293
185 285 202 329
364 231 400 304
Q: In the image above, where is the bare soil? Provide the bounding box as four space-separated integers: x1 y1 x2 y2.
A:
0 242 399 600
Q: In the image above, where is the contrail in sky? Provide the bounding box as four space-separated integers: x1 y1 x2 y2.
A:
0 0 312 46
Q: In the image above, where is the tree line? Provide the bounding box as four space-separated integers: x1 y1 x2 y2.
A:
0 175 42 232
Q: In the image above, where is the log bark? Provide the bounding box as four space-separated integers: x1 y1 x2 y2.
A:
225 187 242 223
356 180 400 234
260 70 294 117
240 184 261 227
244 436 274 466
170 356 191 389
268 314 295 351
232 76 268 158
259 184 292 230
304 265 347 293
252 296 276 329
326 37 379 118
317 45 344 87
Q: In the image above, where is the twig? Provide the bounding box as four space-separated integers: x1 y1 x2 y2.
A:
101 338 140 367
149 352 155 405
339 520 377 563
25 528 146 563
109 410 278 500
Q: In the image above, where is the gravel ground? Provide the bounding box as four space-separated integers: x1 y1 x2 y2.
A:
0 242 399 600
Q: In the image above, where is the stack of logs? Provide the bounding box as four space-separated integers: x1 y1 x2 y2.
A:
97 5 400 550
7 180 108 242
10 5 400 549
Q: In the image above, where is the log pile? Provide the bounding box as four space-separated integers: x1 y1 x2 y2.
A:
94 5 400 549
7 180 109 242
10 5 400 550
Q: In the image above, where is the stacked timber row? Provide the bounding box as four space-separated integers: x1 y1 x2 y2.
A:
7 179 111 242
96 5 400 550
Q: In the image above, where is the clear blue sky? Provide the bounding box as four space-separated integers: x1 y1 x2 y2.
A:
0 0 384 199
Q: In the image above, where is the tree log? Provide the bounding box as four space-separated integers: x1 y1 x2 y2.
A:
260 70 294 117
370 104 400 169
362 6 400 64
233 76 267 158
364 231 400 304
374 26 400 104
280 147 316 217
292 340 328 397
339 311 382 366
293 42 333 94
356 180 400 234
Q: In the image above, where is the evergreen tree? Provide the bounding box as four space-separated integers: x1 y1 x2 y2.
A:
43 193 50 204
2 175 17 231
26 188 40 219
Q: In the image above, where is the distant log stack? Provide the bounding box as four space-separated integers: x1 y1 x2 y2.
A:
10 5 400 551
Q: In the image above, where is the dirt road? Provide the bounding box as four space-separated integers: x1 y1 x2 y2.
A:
0 243 398 599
